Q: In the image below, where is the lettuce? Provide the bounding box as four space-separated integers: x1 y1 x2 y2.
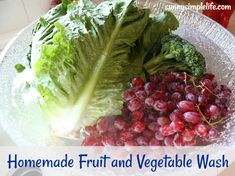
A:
28 0 179 134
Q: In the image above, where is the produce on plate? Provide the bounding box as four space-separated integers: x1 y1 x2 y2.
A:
81 70 231 146
14 0 232 145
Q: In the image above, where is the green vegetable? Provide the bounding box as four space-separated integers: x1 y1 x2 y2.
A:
131 11 179 70
26 0 179 133
30 1 69 66
15 64 25 73
144 34 206 77
142 12 179 62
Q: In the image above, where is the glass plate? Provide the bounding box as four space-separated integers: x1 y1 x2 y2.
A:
0 0 235 146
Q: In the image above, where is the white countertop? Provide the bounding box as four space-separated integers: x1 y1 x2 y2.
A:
0 0 50 52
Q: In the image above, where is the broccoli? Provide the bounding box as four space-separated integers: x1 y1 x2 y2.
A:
144 34 206 77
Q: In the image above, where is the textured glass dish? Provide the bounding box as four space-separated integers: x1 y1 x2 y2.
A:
0 0 235 146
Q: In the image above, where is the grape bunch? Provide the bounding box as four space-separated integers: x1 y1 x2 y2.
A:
81 70 231 146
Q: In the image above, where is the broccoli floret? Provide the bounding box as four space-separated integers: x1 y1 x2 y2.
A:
144 34 206 77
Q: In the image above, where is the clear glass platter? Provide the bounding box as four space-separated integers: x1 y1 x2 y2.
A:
0 0 235 146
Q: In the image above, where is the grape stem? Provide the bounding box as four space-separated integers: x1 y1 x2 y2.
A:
196 104 225 127
184 72 219 98
210 118 226 126
184 72 187 85
199 81 220 98
196 104 212 126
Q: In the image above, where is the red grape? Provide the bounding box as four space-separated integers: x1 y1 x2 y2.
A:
194 123 208 137
220 107 229 117
164 136 174 146
144 82 154 95
131 76 144 90
185 138 196 146
119 130 134 142
82 136 101 146
116 139 124 146
207 128 218 140
108 125 118 133
102 134 115 146
135 90 146 99
125 140 138 146
207 105 219 118
175 72 186 81
173 133 184 146
182 128 194 142
203 73 215 80
170 120 185 132
202 79 213 89
153 100 168 112
132 121 145 133
136 136 149 146
145 97 154 106
149 138 161 146
130 110 144 121
142 129 155 139
122 89 135 101
147 113 157 121
186 93 197 103
127 98 142 112
159 124 175 136
84 125 97 136
148 122 160 132
185 85 196 94
169 110 184 121
178 100 195 112
201 88 211 97
198 95 207 106
164 73 175 82
96 117 109 133
157 83 166 92
183 112 201 124
167 101 176 111
171 92 182 102
152 91 165 100
171 82 183 92
157 117 170 126
149 75 160 84
155 131 164 141
114 117 128 130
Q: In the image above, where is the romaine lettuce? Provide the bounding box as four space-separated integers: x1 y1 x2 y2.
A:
27 0 179 134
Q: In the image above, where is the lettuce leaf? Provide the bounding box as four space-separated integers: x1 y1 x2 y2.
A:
29 0 179 134
130 11 179 71
32 0 150 133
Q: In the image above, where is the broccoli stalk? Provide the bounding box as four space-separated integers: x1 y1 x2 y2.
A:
146 58 191 75
144 53 179 70
144 34 206 77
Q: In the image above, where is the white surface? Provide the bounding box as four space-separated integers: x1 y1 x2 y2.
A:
0 0 50 51
0 0 50 145
0 0 28 34
0 126 14 145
